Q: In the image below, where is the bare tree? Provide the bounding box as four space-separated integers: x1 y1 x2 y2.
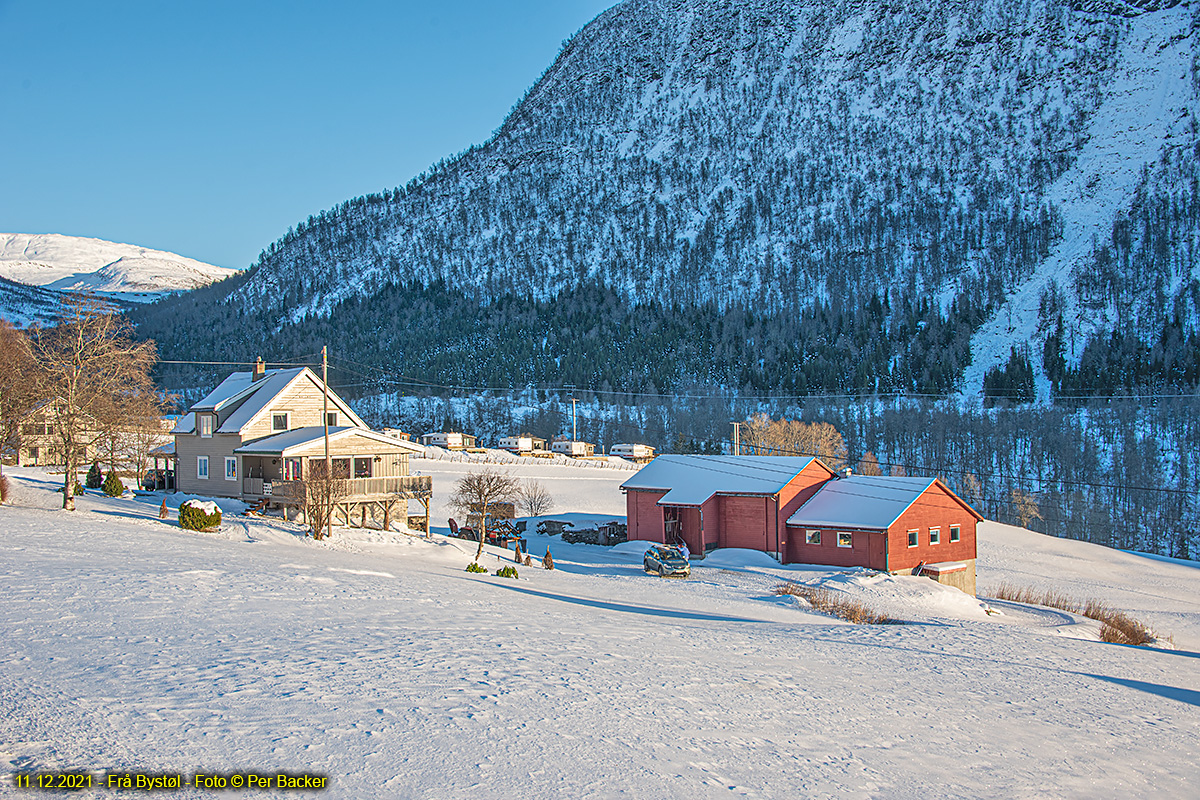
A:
855 451 883 476
29 296 157 510
0 320 38 489
450 468 520 562
297 460 348 540
741 413 848 469
517 479 555 517
1010 488 1043 529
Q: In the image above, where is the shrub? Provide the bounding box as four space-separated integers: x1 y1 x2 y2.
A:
85 461 103 489
989 582 1158 646
775 582 901 625
466 562 488 573
102 470 125 497
179 500 222 531
494 565 519 579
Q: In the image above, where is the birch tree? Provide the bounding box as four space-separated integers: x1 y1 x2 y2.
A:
31 296 157 510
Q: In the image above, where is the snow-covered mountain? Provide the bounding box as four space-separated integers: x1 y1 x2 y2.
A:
147 0 1199 400
0 233 237 303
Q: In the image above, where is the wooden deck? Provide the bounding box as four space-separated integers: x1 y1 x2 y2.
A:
242 474 432 503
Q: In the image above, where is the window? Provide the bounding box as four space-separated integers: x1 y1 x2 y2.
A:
907 529 918 548
28 446 39 462
929 527 941 545
353 457 373 478
332 458 351 478
326 412 338 427
837 532 853 548
197 456 209 480
950 525 961 542
225 457 238 481
272 412 289 432
199 414 213 438
805 529 821 545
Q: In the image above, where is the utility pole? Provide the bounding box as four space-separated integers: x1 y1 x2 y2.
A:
322 346 331 540
731 421 740 456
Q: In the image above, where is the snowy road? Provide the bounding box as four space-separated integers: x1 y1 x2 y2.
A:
2 468 1198 798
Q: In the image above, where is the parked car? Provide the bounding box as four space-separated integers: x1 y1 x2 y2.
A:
643 545 690 578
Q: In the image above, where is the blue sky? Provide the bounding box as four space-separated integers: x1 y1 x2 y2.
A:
0 0 615 270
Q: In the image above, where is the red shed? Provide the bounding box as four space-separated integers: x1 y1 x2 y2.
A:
785 475 982 594
621 455 837 560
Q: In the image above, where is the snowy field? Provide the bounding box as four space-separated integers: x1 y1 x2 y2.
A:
2 462 1198 799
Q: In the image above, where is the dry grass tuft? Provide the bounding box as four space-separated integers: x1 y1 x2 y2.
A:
990 582 1157 646
775 582 902 625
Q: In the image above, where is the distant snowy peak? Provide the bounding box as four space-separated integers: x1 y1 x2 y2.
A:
0 233 237 301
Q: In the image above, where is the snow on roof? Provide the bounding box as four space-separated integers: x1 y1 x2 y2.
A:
234 426 424 456
620 455 823 506
172 411 195 434
185 367 365 435
786 475 939 530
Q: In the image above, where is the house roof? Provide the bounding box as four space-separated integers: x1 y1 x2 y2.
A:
182 367 366 434
234 426 424 457
620 455 827 506
786 475 981 530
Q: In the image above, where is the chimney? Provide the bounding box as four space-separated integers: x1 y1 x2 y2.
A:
252 356 265 381
840 467 852 479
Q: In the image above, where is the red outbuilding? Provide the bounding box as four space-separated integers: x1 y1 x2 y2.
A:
622 456 982 594
621 455 837 562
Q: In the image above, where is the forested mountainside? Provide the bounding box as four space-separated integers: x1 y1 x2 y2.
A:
136 0 1199 401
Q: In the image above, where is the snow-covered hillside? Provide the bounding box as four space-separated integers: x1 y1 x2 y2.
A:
206 0 1198 400
3 462 1197 798
0 233 236 302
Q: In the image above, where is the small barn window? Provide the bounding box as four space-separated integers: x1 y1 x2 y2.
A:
907 529 918 548
805 530 821 545
272 412 289 432
197 456 209 480
950 525 961 542
929 527 941 545
837 532 852 548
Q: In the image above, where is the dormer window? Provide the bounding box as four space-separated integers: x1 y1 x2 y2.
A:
199 414 213 438
272 412 290 432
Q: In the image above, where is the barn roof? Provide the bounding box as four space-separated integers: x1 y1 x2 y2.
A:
621 455 828 506
786 475 980 529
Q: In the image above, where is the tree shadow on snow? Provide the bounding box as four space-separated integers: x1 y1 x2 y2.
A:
489 582 771 625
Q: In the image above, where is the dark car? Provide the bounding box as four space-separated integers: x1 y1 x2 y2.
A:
643 545 690 578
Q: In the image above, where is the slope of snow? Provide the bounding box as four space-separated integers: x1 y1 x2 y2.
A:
0 233 237 302
959 4 1195 400
2 464 1198 798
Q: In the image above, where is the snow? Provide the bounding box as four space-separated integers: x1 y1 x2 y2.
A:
959 4 1195 400
2 462 1199 798
786 475 939 529
180 499 221 516
620 455 821 506
0 233 237 301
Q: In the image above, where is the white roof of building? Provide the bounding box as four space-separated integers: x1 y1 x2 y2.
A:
786 475 978 530
620 455 827 506
181 367 365 434
234 426 424 456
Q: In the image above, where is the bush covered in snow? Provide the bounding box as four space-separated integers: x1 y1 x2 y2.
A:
179 500 221 531
102 470 125 497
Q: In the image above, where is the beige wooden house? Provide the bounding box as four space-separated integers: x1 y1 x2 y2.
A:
173 360 430 528
16 401 100 467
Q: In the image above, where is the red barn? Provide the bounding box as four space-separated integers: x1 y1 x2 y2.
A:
622 457 982 594
621 456 837 560
785 475 982 594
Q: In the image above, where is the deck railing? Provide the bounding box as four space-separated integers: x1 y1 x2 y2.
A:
243 474 432 500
